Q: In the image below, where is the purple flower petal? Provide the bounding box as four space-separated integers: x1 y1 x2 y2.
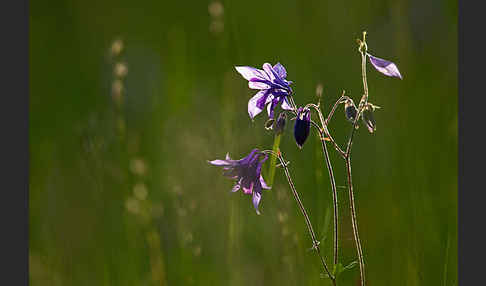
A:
248 80 270 90
256 91 272 110
367 53 402 79
266 97 281 118
222 169 239 179
209 148 269 215
232 180 241 192
248 91 266 119
238 149 259 165
272 89 289 97
273 62 287 79
242 181 254 195
260 175 271 189
281 98 293 110
262 63 276 82
208 159 231 166
236 63 293 120
256 154 268 174
235 66 269 81
266 100 274 118
252 192 262 215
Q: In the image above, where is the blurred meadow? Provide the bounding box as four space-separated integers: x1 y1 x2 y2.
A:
29 0 457 285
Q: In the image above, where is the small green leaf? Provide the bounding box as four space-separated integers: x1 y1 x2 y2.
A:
343 260 359 271
332 261 358 278
320 273 330 279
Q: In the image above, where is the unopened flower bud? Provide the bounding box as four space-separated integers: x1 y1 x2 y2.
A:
294 107 310 149
273 112 286 135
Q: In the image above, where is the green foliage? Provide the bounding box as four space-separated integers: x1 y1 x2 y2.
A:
30 0 458 285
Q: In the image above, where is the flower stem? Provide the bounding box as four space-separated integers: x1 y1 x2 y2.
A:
306 98 346 268
344 155 365 286
342 31 369 286
319 135 339 267
272 151 336 285
305 102 346 158
324 92 347 126
266 134 281 187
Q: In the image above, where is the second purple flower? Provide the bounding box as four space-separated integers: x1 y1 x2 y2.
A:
208 148 271 215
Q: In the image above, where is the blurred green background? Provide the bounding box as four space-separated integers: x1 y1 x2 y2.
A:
29 0 457 285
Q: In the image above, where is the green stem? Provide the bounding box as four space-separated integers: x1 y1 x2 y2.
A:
266 134 281 187
275 152 336 285
343 31 369 286
345 156 364 286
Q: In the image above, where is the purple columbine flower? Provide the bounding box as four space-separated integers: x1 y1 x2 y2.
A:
208 149 271 215
235 62 294 119
367 53 403 79
294 107 311 149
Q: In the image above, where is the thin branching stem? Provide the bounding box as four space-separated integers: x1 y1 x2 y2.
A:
343 31 369 286
262 150 336 285
323 91 349 158
306 90 354 271
277 152 336 286
344 154 364 286
291 93 341 270
318 131 339 267
325 92 347 126
305 103 346 158
306 107 341 269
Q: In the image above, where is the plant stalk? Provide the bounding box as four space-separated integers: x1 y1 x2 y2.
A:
343 31 370 286
272 151 336 285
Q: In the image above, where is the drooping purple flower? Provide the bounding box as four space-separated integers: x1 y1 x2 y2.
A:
208 149 271 215
367 53 403 79
293 107 311 149
235 63 294 119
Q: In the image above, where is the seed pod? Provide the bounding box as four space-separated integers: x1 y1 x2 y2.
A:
293 107 310 149
362 103 377 133
344 98 358 123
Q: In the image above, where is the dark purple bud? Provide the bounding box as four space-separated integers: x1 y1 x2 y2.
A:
344 98 358 123
294 107 310 149
362 103 378 133
273 112 287 135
